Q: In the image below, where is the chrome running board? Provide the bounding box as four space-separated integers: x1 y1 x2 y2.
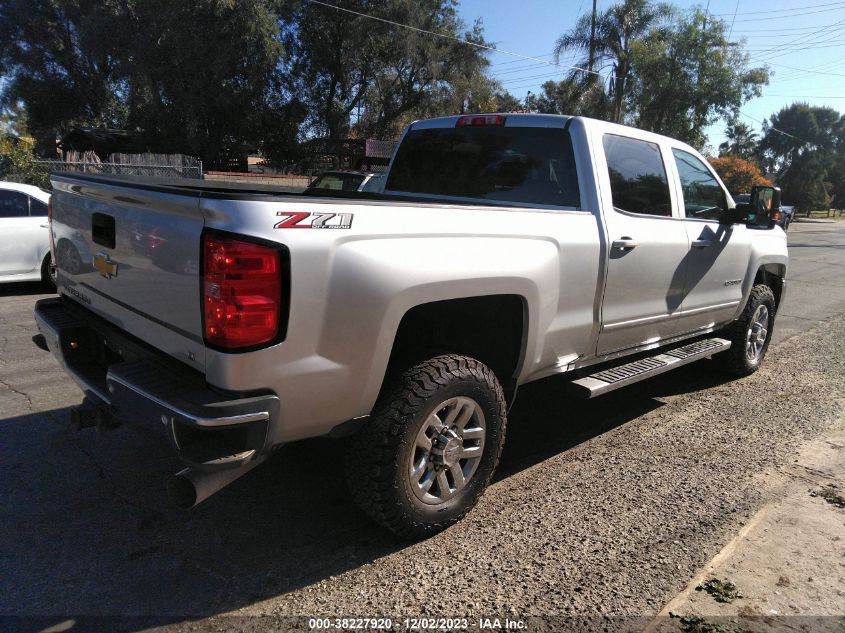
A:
567 338 731 399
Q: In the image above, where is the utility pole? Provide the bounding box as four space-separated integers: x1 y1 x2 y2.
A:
588 0 598 76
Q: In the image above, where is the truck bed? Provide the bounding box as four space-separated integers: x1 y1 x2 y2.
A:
50 171 523 207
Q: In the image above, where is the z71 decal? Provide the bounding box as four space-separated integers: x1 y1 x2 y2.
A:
275 211 353 229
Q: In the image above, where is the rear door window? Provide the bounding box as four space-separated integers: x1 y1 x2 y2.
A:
603 134 672 217
30 197 48 216
386 125 580 208
0 190 30 218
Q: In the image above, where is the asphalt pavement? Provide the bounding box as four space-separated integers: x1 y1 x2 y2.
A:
0 219 843 633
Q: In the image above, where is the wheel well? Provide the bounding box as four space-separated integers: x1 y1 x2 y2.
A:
755 264 785 308
387 295 527 404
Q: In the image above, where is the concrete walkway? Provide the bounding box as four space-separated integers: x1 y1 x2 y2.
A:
647 412 845 632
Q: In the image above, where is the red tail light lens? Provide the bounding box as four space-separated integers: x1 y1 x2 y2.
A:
203 234 282 350
456 114 506 127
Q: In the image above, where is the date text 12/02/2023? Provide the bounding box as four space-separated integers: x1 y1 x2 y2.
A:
306 618 527 630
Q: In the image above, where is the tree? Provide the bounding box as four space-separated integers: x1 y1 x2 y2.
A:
719 120 758 160
630 9 768 149
0 0 127 153
0 0 285 161
0 136 49 187
830 114 845 208
758 103 842 213
553 0 671 123
0 101 29 138
283 0 495 141
121 0 283 160
489 91 523 113
533 77 609 118
708 155 770 195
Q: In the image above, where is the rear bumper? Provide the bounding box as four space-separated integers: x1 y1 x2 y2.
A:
34 298 278 470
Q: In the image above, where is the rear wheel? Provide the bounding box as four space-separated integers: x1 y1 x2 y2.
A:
714 284 776 377
345 354 507 538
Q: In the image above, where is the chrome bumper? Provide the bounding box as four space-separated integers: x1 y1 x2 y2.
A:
34 298 278 469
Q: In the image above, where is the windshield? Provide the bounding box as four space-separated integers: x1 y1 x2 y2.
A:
386 125 580 207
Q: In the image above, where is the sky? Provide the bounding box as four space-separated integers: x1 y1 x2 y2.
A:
457 0 845 150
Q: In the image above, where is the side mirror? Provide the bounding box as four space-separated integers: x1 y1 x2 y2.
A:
747 185 782 229
721 205 748 225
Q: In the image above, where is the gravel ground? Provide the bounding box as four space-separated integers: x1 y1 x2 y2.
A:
0 221 843 633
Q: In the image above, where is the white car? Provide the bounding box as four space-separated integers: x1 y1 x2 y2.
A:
0 181 55 285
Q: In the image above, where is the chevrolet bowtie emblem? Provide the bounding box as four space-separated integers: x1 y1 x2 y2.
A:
93 253 118 279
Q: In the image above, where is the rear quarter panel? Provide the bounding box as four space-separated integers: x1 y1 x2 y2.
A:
201 196 603 442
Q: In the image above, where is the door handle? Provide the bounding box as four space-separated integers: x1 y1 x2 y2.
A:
611 237 639 250
691 239 713 248
39 224 49 228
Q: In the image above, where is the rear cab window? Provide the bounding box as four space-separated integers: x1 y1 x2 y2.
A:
310 173 365 192
602 134 672 217
386 123 580 208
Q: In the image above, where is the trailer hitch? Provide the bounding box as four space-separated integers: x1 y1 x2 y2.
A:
70 397 120 433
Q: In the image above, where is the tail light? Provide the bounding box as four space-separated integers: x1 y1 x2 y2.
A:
202 233 286 350
456 114 506 127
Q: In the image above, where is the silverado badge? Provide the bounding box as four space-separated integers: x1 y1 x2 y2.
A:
93 253 118 279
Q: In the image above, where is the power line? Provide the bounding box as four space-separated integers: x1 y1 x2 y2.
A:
728 5 845 22
763 94 845 98
746 38 845 52
494 55 582 77
490 52 555 67
761 55 845 82
747 16 845 62
732 23 845 33
304 0 605 78
727 0 740 40
738 110 807 142
768 60 845 78
713 0 845 16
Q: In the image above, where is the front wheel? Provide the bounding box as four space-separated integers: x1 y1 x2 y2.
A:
714 284 776 377
345 354 507 538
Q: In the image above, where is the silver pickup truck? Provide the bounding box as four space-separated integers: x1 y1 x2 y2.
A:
35 114 787 537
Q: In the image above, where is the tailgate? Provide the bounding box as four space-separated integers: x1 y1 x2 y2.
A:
50 175 207 370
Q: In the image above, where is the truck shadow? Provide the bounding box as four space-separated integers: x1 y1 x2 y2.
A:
1 361 730 629
0 280 56 297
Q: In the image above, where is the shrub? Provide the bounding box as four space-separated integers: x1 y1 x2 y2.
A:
708 155 770 195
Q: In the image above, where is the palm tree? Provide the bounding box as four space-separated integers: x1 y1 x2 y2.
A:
554 0 671 124
718 121 759 159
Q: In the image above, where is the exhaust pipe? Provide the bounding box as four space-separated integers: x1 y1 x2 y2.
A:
168 455 267 509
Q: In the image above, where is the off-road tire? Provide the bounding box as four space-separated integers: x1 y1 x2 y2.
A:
345 354 507 539
714 284 776 377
